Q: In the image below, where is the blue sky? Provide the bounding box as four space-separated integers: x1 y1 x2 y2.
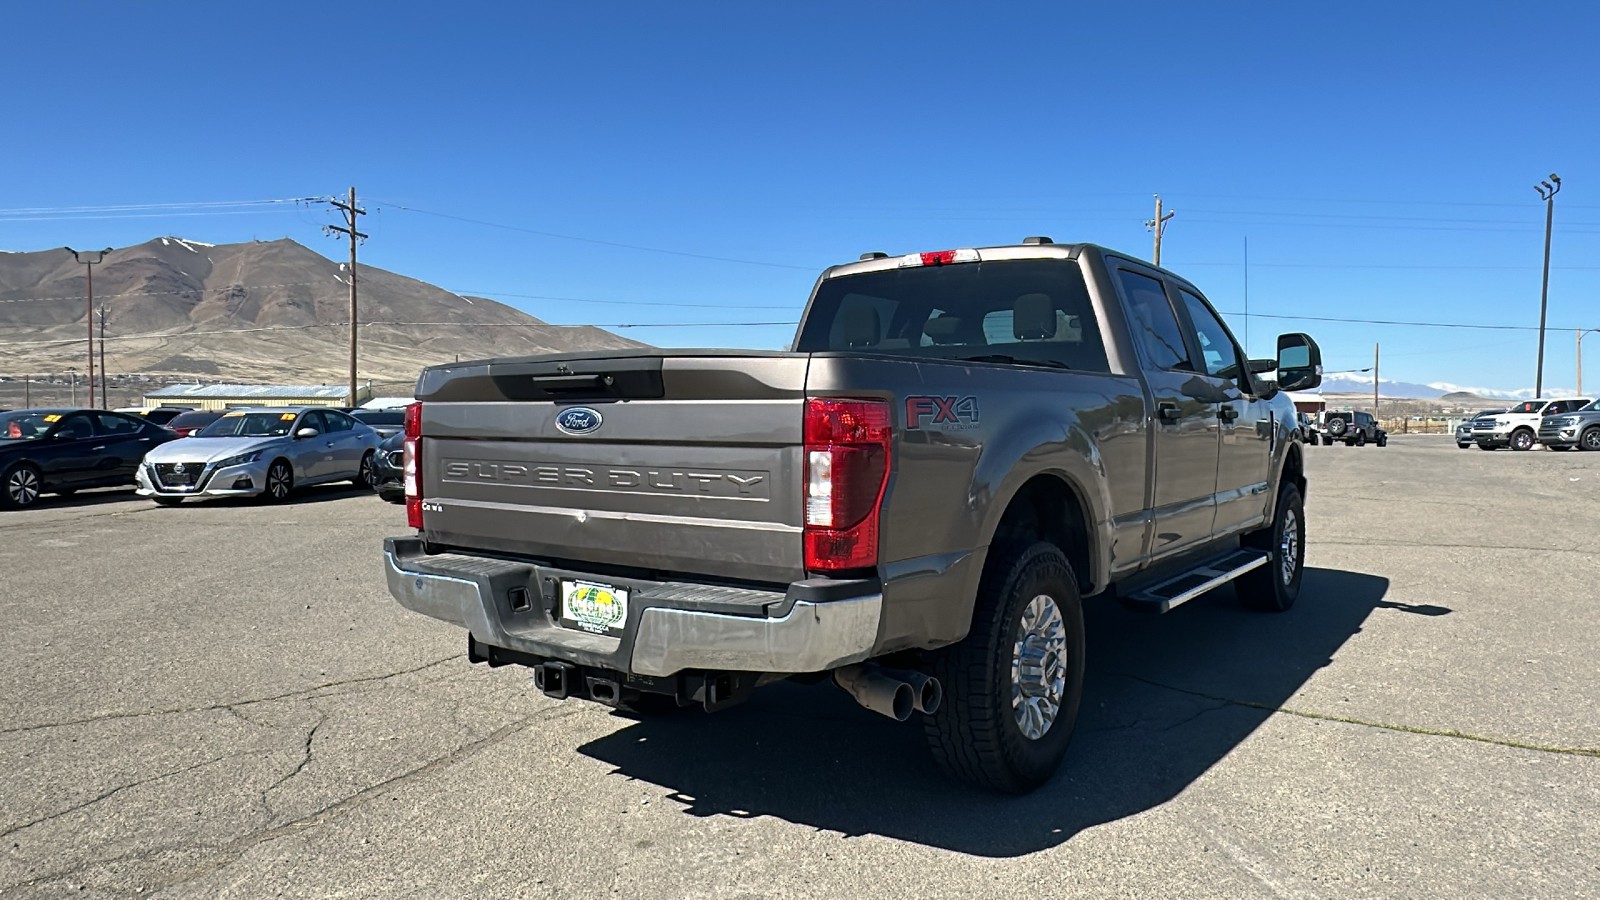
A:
3 1 1598 394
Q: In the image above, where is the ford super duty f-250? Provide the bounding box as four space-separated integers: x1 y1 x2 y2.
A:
381 238 1324 793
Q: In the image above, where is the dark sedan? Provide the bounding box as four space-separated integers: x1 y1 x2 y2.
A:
1 408 179 508
369 432 404 503
351 408 405 440
164 409 227 437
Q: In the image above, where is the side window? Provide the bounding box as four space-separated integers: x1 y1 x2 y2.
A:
56 413 98 440
93 413 139 436
1178 290 1242 381
300 411 327 433
1117 270 1191 371
325 411 354 433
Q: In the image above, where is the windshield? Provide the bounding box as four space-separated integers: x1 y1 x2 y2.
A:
168 411 221 429
197 411 300 438
1510 401 1543 414
1 412 60 440
793 260 1110 372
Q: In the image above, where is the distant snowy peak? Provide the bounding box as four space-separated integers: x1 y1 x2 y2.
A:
1426 382 1579 401
157 236 216 253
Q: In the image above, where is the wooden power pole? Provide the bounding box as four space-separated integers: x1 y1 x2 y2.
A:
326 187 368 407
1145 194 1175 266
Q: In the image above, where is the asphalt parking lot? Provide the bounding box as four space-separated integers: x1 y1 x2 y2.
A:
2 436 1597 899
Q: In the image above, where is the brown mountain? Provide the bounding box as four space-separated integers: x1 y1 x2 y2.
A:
0 236 644 385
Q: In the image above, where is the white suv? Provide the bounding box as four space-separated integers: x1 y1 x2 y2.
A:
1471 398 1594 451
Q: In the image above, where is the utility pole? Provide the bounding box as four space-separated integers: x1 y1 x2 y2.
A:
1144 194 1175 266
68 369 77 406
1373 343 1380 421
1534 173 1561 398
1579 328 1600 396
326 187 368 407
65 246 113 408
97 305 108 406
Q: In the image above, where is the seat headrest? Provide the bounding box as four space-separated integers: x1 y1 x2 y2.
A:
839 304 881 348
1013 293 1057 340
922 314 967 345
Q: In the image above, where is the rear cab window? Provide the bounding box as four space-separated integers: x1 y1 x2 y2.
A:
794 259 1110 372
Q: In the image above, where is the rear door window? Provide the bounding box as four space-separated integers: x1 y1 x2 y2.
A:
1177 290 1243 382
1116 270 1192 372
796 260 1109 372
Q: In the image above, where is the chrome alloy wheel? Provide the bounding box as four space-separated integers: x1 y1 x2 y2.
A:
7 467 40 507
266 463 292 500
1012 593 1068 741
1280 507 1301 586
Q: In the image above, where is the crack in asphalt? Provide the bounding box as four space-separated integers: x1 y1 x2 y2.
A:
0 654 464 737
260 715 326 816
1113 673 1600 758
6 704 581 895
147 705 582 895
0 748 277 842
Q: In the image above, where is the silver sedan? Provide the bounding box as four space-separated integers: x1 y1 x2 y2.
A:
136 407 382 505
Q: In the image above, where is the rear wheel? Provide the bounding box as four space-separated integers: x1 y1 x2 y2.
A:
1582 427 1600 451
263 460 294 503
1238 482 1305 612
924 542 1085 794
1 463 44 510
353 451 375 487
1376 432 1388 447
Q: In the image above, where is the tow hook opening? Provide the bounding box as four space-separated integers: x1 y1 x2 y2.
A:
586 676 623 707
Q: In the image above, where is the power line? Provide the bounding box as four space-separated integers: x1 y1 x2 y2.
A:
367 199 817 271
0 281 328 305
1219 310 1568 332
454 289 797 310
0 196 323 216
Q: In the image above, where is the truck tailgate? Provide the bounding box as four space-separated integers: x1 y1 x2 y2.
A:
415 352 808 585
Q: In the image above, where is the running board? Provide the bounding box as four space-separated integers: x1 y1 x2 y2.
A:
1123 549 1270 613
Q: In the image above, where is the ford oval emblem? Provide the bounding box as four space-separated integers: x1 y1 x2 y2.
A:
555 407 603 435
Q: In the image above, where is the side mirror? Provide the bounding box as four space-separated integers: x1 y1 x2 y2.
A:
1276 333 1322 392
296 427 320 439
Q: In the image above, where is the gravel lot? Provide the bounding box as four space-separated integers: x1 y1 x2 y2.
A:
2 435 1597 898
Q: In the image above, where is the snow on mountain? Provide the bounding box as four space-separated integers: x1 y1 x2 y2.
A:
1315 372 1444 399
1426 382 1579 401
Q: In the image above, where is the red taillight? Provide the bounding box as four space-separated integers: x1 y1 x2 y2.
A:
920 250 957 266
803 398 891 573
403 402 423 529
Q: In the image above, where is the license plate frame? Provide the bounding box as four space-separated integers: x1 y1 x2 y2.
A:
560 579 630 634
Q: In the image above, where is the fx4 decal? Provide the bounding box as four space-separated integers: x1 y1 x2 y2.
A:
906 395 980 430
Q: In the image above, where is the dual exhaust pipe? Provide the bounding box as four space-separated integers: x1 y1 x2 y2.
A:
833 664 941 721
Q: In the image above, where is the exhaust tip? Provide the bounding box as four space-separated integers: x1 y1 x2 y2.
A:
914 676 942 715
888 681 914 722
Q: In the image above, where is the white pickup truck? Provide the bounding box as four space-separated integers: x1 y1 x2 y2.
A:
1471 398 1593 450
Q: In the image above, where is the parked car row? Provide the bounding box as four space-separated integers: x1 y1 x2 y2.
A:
1463 398 1597 451
0 405 386 509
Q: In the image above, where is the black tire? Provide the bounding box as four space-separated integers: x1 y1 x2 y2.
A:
1326 417 1348 437
1581 427 1600 452
1510 429 1535 451
1457 442 1471 449
1 463 44 510
152 497 184 507
1355 432 1367 447
262 459 294 503
1238 482 1306 612
923 541 1086 794
1376 432 1387 447
353 451 375 487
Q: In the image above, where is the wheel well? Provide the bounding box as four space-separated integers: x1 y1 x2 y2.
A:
1282 443 1306 500
991 475 1093 593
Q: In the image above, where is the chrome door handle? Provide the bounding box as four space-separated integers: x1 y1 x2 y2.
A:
91 445 106 451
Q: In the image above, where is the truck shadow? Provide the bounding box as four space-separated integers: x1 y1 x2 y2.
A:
576 567 1391 857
